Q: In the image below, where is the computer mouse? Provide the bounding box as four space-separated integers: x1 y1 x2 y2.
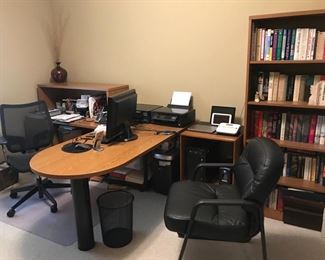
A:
156 130 177 135
74 143 92 151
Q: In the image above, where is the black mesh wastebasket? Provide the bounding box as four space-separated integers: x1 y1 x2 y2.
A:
97 190 134 248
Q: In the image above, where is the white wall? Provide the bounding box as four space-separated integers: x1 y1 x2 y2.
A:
1 1 324 122
57 0 325 122
0 0 53 104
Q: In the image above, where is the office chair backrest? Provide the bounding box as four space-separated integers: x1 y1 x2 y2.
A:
234 137 284 205
0 101 53 153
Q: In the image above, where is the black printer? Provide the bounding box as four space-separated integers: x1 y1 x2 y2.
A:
150 100 195 127
135 104 162 123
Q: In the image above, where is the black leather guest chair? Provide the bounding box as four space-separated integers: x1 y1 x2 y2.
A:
164 137 284 260
0 101 70 217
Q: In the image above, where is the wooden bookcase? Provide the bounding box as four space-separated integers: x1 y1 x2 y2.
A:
244 10 325 220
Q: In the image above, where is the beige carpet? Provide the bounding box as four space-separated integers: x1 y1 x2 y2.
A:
0 175 325 260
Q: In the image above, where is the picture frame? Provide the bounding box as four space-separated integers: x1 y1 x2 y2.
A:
210 106 236 125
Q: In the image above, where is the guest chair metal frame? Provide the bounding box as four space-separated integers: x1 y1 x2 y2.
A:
0 101 70 217
164 137 284 260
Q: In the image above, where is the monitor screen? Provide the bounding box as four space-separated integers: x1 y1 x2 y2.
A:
102 89 138 144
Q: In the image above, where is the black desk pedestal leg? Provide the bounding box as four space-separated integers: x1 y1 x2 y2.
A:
71 178 95 251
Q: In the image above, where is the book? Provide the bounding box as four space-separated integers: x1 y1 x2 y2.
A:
272 29 278 60
254 110 263 137
306 28 317 60
284 28 292 60
320 116 325 145
293 28 302 60
281 28 287 60
280 113 287 141
286 75 295 101
308 114 318 143
301 114 311 143
277 74 288 101
315 31 325 60
276 29 283 60
298 28 309 60
288 113 296 141
293 75 302 102
268 72 275 101
262 71 269 99
289 28 296 60
315 115 324 144
295 114 303 142
255 28 261 61
284 112 291 140
251 28 257 60
260 28 266 60
272 72 280 101
319 81 325 105
257 71 265 99
264 29 273 61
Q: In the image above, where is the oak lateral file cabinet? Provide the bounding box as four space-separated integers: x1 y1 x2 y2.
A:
180 130 243 181
244 9 325 222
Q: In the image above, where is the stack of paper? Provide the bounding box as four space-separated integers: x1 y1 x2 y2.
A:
51 113 83 123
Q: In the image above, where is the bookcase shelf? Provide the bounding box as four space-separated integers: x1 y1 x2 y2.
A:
250 60 325 65
248 100 325 109
278 176 325 193
245 9 325 222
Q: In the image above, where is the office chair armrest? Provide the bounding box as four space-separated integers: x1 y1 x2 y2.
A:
0 136 7 146
192 162 234 181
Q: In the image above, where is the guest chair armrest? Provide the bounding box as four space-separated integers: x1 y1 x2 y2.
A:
184 198 263 245
192 162 234 181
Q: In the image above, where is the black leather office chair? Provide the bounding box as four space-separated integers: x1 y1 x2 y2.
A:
0 101 70 217
164 137 284 260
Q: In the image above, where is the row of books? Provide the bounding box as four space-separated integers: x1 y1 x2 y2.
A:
251 111 325 144
283 152 325 184
266 188 283 210
251 28 325 61
256 72 325 102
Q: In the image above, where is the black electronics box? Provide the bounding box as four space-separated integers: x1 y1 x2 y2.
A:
150 107 195 127
283 189 325 231
135 104 162 123
0 164 18 191
151 149 180 195
185 146 208 180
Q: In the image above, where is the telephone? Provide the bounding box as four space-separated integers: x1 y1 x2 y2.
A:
216 123 240 135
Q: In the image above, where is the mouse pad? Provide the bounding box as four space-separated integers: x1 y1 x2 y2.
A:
61 142 92 153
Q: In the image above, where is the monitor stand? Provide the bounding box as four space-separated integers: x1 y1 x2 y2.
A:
122 122 138 142
102 123 138 144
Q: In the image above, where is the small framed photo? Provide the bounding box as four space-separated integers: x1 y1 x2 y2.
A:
210 113 232 126
210 106 236 125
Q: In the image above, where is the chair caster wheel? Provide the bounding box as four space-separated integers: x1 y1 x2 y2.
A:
50 205 58 213
10 192 18 199
7 208 15 217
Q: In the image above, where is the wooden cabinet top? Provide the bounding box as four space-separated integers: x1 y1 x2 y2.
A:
38 82 129 92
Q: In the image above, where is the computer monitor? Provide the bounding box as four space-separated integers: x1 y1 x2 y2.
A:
102 89 138 144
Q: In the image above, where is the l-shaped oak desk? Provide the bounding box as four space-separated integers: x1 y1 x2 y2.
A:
30 124 182 251
34 82 243 251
